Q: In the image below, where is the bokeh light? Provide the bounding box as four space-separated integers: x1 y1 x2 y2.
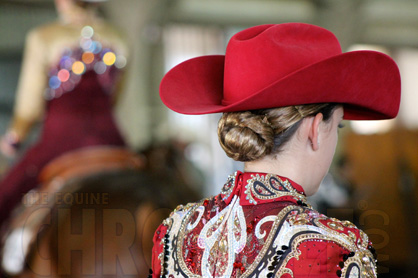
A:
72 61 86 75
94 61 107 74
57 69 70 82
48 76 61 89
115 55 127 69
81 25 94 38
80 38 93 51
60 56 73 70
82 52 95 64
103 51 116 66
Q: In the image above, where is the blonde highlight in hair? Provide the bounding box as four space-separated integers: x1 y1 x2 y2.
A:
217 112 274 162
217 103 336 162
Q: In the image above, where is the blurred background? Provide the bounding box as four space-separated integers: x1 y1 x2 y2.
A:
0 0 417 277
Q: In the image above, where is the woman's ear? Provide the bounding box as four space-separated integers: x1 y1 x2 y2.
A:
308 113 323 151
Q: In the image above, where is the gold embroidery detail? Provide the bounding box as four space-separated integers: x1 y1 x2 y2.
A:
220 172 236 201
166 182 375 278
341 251 377 278
176 203 300 277
175 201 205 277
341 220 357 229
244 174 306 205
288 213 310 226
238 206 301 277
277 268 293 277
327 218 345 231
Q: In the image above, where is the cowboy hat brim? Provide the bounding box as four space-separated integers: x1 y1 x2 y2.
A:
160 50 401 120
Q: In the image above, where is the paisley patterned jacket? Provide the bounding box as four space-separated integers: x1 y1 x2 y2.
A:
151 171 377 278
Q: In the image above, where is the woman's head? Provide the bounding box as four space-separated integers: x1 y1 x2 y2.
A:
159 23 400 194
217 104 343 196
54 0 103 16
218 103 338 162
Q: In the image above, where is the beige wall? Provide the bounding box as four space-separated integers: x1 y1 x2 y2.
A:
103 0 167 150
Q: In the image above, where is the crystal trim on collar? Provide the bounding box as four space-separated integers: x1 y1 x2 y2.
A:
244 173 306 205
220 172 307 206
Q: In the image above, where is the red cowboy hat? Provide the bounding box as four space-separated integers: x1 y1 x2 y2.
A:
160 23 401 120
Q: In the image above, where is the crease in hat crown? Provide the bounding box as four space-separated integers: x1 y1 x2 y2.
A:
222 23 342 105
159 23 401 120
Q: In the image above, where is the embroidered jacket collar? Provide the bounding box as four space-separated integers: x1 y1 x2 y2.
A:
220 171 307 206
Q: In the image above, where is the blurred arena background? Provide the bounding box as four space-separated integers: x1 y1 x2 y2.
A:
0 1 418 277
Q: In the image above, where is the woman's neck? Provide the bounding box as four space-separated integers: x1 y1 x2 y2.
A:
243 141 321 197
244 153 302 184
58 6 99 26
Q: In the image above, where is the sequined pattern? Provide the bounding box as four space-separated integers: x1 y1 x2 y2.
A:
152 172 377 278
244 173 306 205
45 26 126 100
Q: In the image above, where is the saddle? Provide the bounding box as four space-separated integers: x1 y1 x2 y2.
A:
1 146 144 276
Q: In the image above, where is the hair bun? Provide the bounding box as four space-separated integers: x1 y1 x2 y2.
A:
217 112 274 162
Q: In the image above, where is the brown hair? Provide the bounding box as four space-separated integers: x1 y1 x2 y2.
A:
217 103 338 162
